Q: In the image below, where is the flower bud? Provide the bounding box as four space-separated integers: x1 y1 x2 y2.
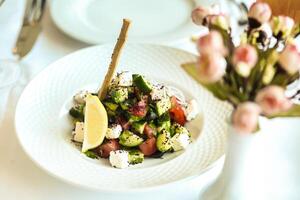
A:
198 53 226 83
191 4 221 26
197 31 226 56
255 86 292 116
250 23 273 46
207 14 230 31
248 2 272 27
232 102 261 134
191 6 211 25
278 44 300 75
232 44 258 77
271 16 295 39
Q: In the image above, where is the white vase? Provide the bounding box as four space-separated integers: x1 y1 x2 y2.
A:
200 117 300 200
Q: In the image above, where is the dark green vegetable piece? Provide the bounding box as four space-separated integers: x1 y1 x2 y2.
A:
146 107 158 121
157 113 171 132
84 151 98 159
171 123 191 137
104 102 119 111
119 130 144 147
120 99 133 110
132 121 147 134
132 74 152 93
69 104 84 120
148 122 158 137
110 87 128 103
128 114 143 123
128 150 144 164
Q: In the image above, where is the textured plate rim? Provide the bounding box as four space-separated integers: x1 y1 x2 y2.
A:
15 44 227 192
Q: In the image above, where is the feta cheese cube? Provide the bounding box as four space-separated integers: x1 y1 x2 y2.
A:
73 90 89 104
111 71 132 87
109 150 130 169
72 122 84 143
150 84 166 101
184 99 199 121
106 124 122 139
171 133 190 152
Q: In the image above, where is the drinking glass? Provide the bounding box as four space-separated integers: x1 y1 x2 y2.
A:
0 59 21 89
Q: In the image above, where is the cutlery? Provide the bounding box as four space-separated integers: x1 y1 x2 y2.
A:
12 0 46 58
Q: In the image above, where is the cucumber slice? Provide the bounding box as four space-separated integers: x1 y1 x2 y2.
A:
171 123 191 137
128 114 143 123
155 97 171 116
132 74 152 93
148 122 158 137
128 150 144 165
132 121 147 134
104 102 119 111
120 99 133 110
157 113 171 132
156 130 172 152
119 130 144 147
110 87 128 103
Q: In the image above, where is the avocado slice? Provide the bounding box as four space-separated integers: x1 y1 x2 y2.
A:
132 74 152 93
119 130 144 147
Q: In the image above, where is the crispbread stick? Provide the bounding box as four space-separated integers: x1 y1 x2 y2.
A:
98 19 131 99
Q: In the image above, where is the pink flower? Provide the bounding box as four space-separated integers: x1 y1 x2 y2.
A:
232 44 258 77
197 53 226 83
279 44 300 75
191 6 211 25
232 102 261 134
191 5 220 26
271 16 295 38
255 86 292 116
197 31 226 56
248 2 272 24
206 14 229 31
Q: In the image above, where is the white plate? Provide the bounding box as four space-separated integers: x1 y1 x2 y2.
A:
15 44 231 192
49 0 201 44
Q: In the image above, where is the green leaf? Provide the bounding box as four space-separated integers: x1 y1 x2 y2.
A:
181 62 227 101
268 104 300 118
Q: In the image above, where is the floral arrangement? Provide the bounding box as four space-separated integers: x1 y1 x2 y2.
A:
182 2 300 133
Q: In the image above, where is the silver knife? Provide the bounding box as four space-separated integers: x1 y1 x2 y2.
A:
12 0 46 58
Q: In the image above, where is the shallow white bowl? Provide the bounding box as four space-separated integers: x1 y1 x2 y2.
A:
49 0 201 44
15 44 231 192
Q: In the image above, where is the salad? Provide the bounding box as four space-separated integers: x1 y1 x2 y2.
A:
69 71 199 169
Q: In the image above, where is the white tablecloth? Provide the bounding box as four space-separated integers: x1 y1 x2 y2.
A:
0 1 220 200
1 1 300 200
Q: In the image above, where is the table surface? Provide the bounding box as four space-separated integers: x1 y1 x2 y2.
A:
1 1 300 200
